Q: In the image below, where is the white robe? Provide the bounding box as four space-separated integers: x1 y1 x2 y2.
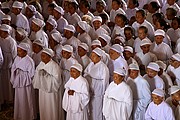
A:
84 61 109 120
125 7 139 20
16 13 30 34
127 75 151 120
62 76 89 120
145 101 175 120
166 28 180 43
67 12 81 26
77 32 92 47
110 8 126 23
89 27 109 40
76 54 91 71
103 81 133 120
56 16 68 34
33 59 64 120
111 25 126 39
11 55 36 120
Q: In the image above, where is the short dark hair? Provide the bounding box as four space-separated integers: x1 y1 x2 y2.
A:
136 9 146 17
139 26 148 34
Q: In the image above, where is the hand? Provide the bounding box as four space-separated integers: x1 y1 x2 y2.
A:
68 90 75 95
172 99 179 107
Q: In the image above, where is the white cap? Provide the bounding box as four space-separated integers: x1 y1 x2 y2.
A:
0 24 11 33
71 63 83 72
169 86 180 95
18 42 30 52
92 47 103 57
42 48 54 57
2 15 11 21
33 39 46 48
129 63 139 70
78 43 89 51
91 40 102 46
114 36 125 44
62 45 73 53
47 18 57 28
54 6 64 15
140 38 152 46
147 62 160 71
1 2 10 9
156 60 167 70
92 16 102 23
77 21 90 33
124 46 133 53
114 68 126 76
172 53 180 62
154 29 165 37
51 32 62 43
152 88 165 97
110 44 124 53
64 25 75 33
32 18 45 28
99 34 111 44
16 28 28 37
12 1 23 9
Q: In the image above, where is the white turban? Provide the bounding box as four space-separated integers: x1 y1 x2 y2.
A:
77 21 90 33
47 18 57 28
114 68 126 76
114 36 125 44
124 46 133 53
78 43 89 51
18 42 30 52
91 40 102 46
129 63 139 70
110 44 124 53
16 28 28 37
169 86 180 95
32 18 45 28
172 53 180 62
154 29 165 37
156 60 166 70
54 6 64 15
152 88 165 97
2 15 11 21
33 39 46 48
64 25 75 33
27 5 37 14
147 62 160 71
71 63 83 72
0 24 11 33
12 1 23 9
92 16 102 23
62 45 73 53
99 34 111 44
51 32 62 43
140 38 152 46
92 47 103 57
42 48 54 57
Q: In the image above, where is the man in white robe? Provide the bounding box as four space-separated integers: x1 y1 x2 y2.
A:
103 68 133 120
33 48 64 120
63 63 89 120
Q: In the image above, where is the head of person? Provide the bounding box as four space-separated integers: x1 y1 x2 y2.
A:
124 26 134 40
76 21 89 34
155 18 170 31
112 0 123 10
135 9 146 24
1 2 11 14
166 8 177 20
32 40 44 53
156 60 167 76
171 17 180 30
148 1 160 13
64 25 75 39
98 34 111 47
113 36 125 46
115 13 128 27
79 0 90 14
127 0 139 9
0 24 10 39
113 68 126 85
63 0 70 12
138 26 148 40
129 63 139 79
123 46 134 60
90 47 102 64
146 62 160 78
99 13 108 25
169 86 180 103
91 40 102 50
1 15 11 25
46 18 57 32
70 63 82 79
140 38 152 54
152 88 165 105
41 48 54 64
49 32 62 49
17 43 29 58
31 18 45 32
25 5 36 18
53 6 64 20
15 28 28 42
61 45 73 59
109 44 123 60
48 3 56 16
12 1 23 15
154 29 165 45
152 13 164 26
169 53 180 69
92 16 102 30
68 2 78 15
78 43 89 57
167 0 176 5
96 0 106 13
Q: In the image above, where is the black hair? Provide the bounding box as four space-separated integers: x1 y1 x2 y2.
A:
116 13 128 25
48 3 56 9
172 17 180 25
156 19 170 31
124 26 134 35
149 1 160 11
166 8 177 16
112 0 123 6
80 0 90 8
136 9 146 17
99 14 108 21
152 12 164 20
139 26 148 34
69 2 79 9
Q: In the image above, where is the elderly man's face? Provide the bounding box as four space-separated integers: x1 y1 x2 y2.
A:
152 94 164 105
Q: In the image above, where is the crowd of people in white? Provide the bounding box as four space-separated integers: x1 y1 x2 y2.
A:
0 0 180 120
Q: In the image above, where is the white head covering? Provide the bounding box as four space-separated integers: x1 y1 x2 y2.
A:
78 43 89 51
114 68 126 76
12 1 23 9
2 15 11 21
110 44 124 53
129 63 139 70
62 45 73 53
47 18 57 28
54 6 64 15
71 63 83 72
33 39 46 48
154 29 165 37
172 53 180 62
169 86 180 95
16 28 28 37
42 48 54 57
32 18 45 28
140 38 152 46
147 62 160 71
64 25 75 33
124 46 133 53
92 16 102 23
77 21 90 33
27 5 37 14
99 34 111 44
92 47 103 57
115 36 125 44
0 24 11 33
91 40 102 46
18 42 30 52
51 32 62 43
156 60 167 70
152 88 165 97
1 2 10 9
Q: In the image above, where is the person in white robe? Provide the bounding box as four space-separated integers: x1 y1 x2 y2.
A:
162 0 180 16
84 47 109 120
103 68 133 120
143 62 165 92
11 43 36 120
45 18 59 37
125 0 139 20
127 63 151 120
145 88 175 120
166 86 180 120
33 48 64 120
123 46 138 65
0 24 17 103
98 34 111 53
63 63 89 120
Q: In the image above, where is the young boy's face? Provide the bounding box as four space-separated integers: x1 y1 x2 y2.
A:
146 68 158 78
155 35 164 45
152 94 163 105
93 21 102 30
70 68 80 79
123 51 132 60
62 50 72 59
140 44 150 54
32 43 43 54
90 52 101 63
109 49 120 60
115 16 125 27
96 4 104 13
124 30 133 40
170 58 180 69
78 46 87 57
129 69 139 79
138 29 147 40
17 47 27 58
171 19 179 30
135 12 145 24
167 0 175 5
112 1 120 10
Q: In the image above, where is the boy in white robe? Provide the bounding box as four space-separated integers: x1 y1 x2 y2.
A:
45 18 59 37
63 63 89 120
127 63 151 120
84 47 109 120
98 34 111 53
103 68 133 120
11 43 36 120
123 46 137 65
33 48 64 120
145 88 175 120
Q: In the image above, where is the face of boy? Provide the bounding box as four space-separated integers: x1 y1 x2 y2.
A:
155 35 164 45
140 44 150 54
152 94 164 105
146 68 158 78
70 68 80 79
113 73 124 85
